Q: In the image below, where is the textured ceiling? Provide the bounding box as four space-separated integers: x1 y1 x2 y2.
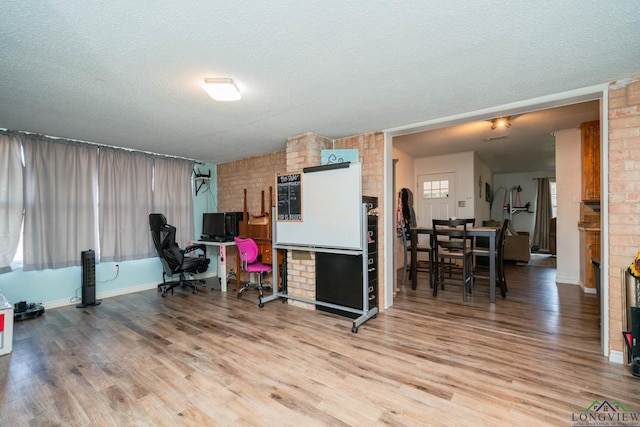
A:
0 1 639 166
393 100 600 174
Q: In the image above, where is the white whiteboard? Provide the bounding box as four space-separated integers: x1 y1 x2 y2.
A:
275 162 363 250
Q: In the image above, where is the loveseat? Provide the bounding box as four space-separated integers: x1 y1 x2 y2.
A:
483 220 531 263
504 231 531 263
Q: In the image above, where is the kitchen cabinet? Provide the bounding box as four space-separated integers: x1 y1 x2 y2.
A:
579 226 601 289
581 120 600 202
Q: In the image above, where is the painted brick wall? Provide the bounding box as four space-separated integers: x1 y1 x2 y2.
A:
608 76 640 354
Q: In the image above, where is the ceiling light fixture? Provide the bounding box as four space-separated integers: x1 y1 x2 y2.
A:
490 116 511 130
203 77 241 101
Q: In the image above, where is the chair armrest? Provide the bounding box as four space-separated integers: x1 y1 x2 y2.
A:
184 243 206 254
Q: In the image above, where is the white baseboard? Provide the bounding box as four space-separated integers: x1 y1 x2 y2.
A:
609 350 624 364
43 282 159 310
556 277 579 285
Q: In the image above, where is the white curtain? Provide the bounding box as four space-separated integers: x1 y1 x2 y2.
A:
99 147 154 262
0 132 24 273
533 178 552 251
152 157 195 247
22 135 98 270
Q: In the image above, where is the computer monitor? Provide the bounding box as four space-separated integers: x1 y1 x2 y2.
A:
202 213 225 238
225 212 243 239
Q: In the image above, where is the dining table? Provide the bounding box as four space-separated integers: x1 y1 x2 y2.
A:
410 225 500 303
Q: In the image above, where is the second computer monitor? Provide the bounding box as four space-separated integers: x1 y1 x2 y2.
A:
202 212 226 239
225 212 243 239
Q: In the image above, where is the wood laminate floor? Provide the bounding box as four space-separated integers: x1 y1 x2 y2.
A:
1 263 637 426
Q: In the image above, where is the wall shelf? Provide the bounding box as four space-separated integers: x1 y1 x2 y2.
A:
504 202 533 216
192 168 211 196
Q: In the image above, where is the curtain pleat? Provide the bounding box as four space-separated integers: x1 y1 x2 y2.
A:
99 147 154 262
152 158 195 248
0 132 24 273
22 135 98 270
533 178 552 250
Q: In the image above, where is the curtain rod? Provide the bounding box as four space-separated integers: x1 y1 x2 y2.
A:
0 128 204 164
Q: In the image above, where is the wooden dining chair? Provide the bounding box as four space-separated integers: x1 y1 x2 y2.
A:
432 218 474 301
472 219 509 298
400 222 432 289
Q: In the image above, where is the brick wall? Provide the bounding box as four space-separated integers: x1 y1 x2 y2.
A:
284 131 385 310
608 76 640 354
217 151 286 214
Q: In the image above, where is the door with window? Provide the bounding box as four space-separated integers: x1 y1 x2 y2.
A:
417 172 456 228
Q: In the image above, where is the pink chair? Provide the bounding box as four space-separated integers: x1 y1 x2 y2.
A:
234 237 272 307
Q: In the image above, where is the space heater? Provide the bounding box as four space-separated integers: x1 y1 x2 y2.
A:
76 249 101 308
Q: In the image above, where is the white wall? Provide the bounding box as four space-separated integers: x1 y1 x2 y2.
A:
555 128 581 285
474 153 493 224
492 171 547 235
392 146 416 273
414 151 475 221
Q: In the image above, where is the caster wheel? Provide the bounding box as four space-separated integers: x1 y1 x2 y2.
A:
259 302 264 308
351 326 358 333
372 314 377 319
282 299 287 304
161 292 167 298
237 292 242 298
193 289 198 294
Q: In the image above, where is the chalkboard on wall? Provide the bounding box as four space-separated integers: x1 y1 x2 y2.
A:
276 172 302 221
275 162 362 250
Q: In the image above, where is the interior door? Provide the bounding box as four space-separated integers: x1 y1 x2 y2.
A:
417 172 456 228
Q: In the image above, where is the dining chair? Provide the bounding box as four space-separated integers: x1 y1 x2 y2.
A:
445 218 475 278
400 221 432 289
472 219 509 298
432 218 474 301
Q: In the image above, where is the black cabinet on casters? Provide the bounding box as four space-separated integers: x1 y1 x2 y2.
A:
316 196 378 318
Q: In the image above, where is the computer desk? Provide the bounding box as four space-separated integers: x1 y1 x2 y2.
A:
192 240 236 292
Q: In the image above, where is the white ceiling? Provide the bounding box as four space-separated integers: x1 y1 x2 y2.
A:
1 1 639 166
393 100 600 174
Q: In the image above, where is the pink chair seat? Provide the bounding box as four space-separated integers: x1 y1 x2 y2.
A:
244 262 271 273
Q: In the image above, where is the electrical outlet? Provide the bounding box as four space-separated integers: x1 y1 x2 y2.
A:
113 263 119 272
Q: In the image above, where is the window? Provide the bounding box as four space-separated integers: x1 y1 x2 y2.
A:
423 179 450 199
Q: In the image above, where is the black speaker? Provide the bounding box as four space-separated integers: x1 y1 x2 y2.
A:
225 212 243 239
77 250 101 308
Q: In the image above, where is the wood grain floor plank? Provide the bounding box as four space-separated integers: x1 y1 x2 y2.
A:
1 263 637 426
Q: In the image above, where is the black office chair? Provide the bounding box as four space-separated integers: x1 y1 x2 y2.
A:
149 213 210 297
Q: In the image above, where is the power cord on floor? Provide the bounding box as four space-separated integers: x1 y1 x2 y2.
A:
70 287 81 303
71 266 119 303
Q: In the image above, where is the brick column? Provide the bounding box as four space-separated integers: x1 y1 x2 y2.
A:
608 77 640 355
284 132 385 310
284 133 332 308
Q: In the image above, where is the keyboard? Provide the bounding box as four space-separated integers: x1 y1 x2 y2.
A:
199 236 231 243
